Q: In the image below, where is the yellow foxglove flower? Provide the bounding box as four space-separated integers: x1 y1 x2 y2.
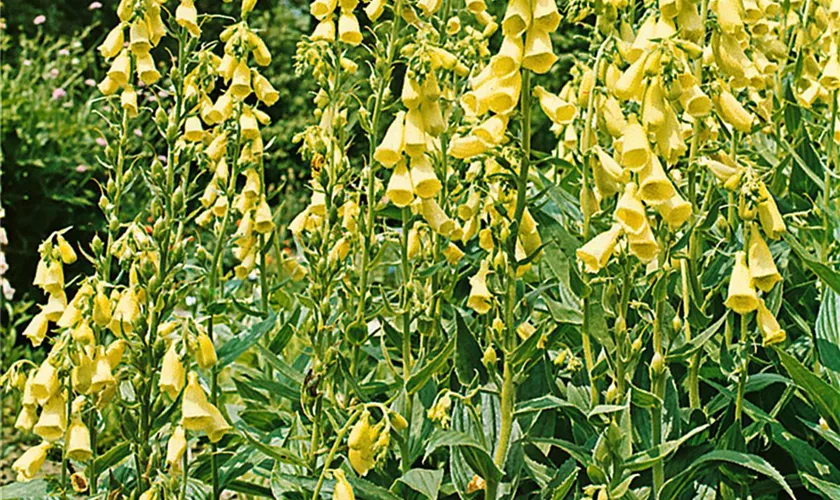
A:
136 51 161 85
90 348 116 393
443 243 465 265
491 36 523 76
523 28 557 74
410 155 442 198
42 291 67 322
66 416 92 462
364 0 387 21
407 226 422 259
488 71 522 115
56 234 77 264
196 333 217 369
716 88 754 133
231 60 252 100
98 24 125 59
592 146 629 198
448 135 488 159
97 76 120 96
176 0 201 38
71 321 95 345
32 359 59 404
207 133 228 161
253 72 279 106
387 161 414 207
473 114 508 145
467 0 487 12
620 118 651 171
713 0 744 34
312 16 337 42
208 92 234 124
502 0 531 37
627 219 659 263
421 99 445 136
638 156 676 204
419 198 455 236
725 251 759 314
106 339 126 368
642 78 667 131
614 54 647 102
109 289 139 334
182 372 227 438
338 11 363 45
12 442 50 482
106 49 131 88
249 32 272 66
311 0 338 20
218 53 237 81
533 0 560 31
184 116 204 142
23 312 49 348
166 426 187 472
757 299 786 346
614 183 647 234
403 108 427 158
748 224 781 292
601 96 627 137
680 83 712 117
659 0 680 19
333 469 355 500
576 223 623 273
701 157 741 187
656 192 693 228
34 391 67 442
458 190 482 221
15 405 38 433
520 228 542 260
479 228 494 251
71 348 93 394
329 237 351 263
254 198 274 234
757 183 785 239
92 288 112 327
348 411 378 475
374 111 406 167
534 86 576 125
145 4 166 46
401 77 423 109
129 18 151 54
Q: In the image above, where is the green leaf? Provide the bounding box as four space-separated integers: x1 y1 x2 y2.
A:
216 312 278 367
407 335 455 395
455 310 486 385
666 312 728 362
775 348 840 429
0 480 49 499
527 437 593 467
816 290 840 387
424 429 501 482
803 474 840 499
226 479 273 497
397 468 444 499
659 450 794 499
623 425 708 472
784 234 840 295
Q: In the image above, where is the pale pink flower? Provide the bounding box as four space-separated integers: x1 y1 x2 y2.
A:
76 164 90 173
96 137 107 147
84 78 96 87
33 15 46 25
52 88 67 100
88 1 103 9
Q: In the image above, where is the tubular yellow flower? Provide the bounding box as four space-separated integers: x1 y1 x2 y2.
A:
348 411 378 476
467 262 493 312
534 86 576 125
196 333 217 369
90 347 117 393
627 220 659 262
129 19 151 54
312 0 338 19
176 0 201 38
614 54 647 102
42 291 67 322
109 288 139 335
182 372 229 441
160 344 185 399
98 24 125 59
34 391 68 442
166 426 187 472
312 16 337 41
638 156 676 204
614 183 647 234
448 135 488 159
748 224 781 292
56 235 77 264
386 161 414 207
72 321 95 345
12 442 50 482
23 312 49 347
421 99 445 136
488 71 522 115
442 242 465 266
333 469 355 500
725 251 759 314
364 0 386 20
620 118 651 172
401 77 423 109
419 198 455 236
757 183 785 239
502 0 531 37
403 108 427 158
492 36 523 76
253 71 279 106
184 116 204 142
66 416 92 462
592 146 628 197
15 405 38 433
716 88 754 133
576 223 623 273
136 51 161 85
522 28 557 74
410 155 442 199
338 11 362 45
71 348 93 394
656 192 693 228
374 111 406 167
230 60 252 100
757 299 786 346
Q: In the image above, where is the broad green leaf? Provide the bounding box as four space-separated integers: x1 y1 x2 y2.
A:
784 234 840 295
424 429 501 482
455 310 486 385
397 468 444 499
217 312 278 367
776 348 840 429
527 437 592 467
0 480 50 499
816 290 840 387
407 336 455 395
623 425 708 472
803 474 840 499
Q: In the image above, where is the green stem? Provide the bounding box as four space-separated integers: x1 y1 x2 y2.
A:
400 207 414 472
310 410 363 500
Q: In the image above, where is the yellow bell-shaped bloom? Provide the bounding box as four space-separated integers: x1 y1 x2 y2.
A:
716 88 754 133
502 0 531 37
129 18 151 54
625 219 658 263
488 71 522 115
253 72 279 106
656 191 692 228
32 359 59 404
12 442 50 482
374 111 405 167
533 0 560 31
66 416 92 462
15 405 38 433
209 92 234 124
38 259 64 296
107 50 131 86
184 116 204 142
312 16 336 42
109 289 139 335
72 321 95 345
614 54 647 102
365 0 386 20
748 224 781 292
135 51 161 86
713 0 744 34
680 83 712 117
757 299 786 346
601 96 627 137
240 108 261 140
403 108 427 158
620 118 651 171
71 348 93 394
348 411 378 475
230 60 252 100
725 251 759 314
421 99 445 136
90 348 116 393
419 198 455 236
254 197 274 234
106 339 126 368
99 24 125 59
311 0 337 19
146 4 165 46
757 183 785 239
522 28 557 74
56 234 77 264
467 259 492 314
34 391 67 442
458 189 482 221
443 242 465 265
196 333 217 369
448 135 488 159
614 183 647 234
401 76 423 109
120 87 139 120
473 114 508 145
160 344 185 399
92 288 111 327
410 155 441 199
249 32 272 66
97 76 120 96
333 469 355 500
701 157 741 188
642 78 667 131
23 312 49 348
166 426 187 472
592 146 629 198
41 290 66 322
534 86 576 125
176 0 201 38
182 372 227 439
386 161 414 207
492 36 523 76
638 156 676 204
338 11 362 45
577 223 623 273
